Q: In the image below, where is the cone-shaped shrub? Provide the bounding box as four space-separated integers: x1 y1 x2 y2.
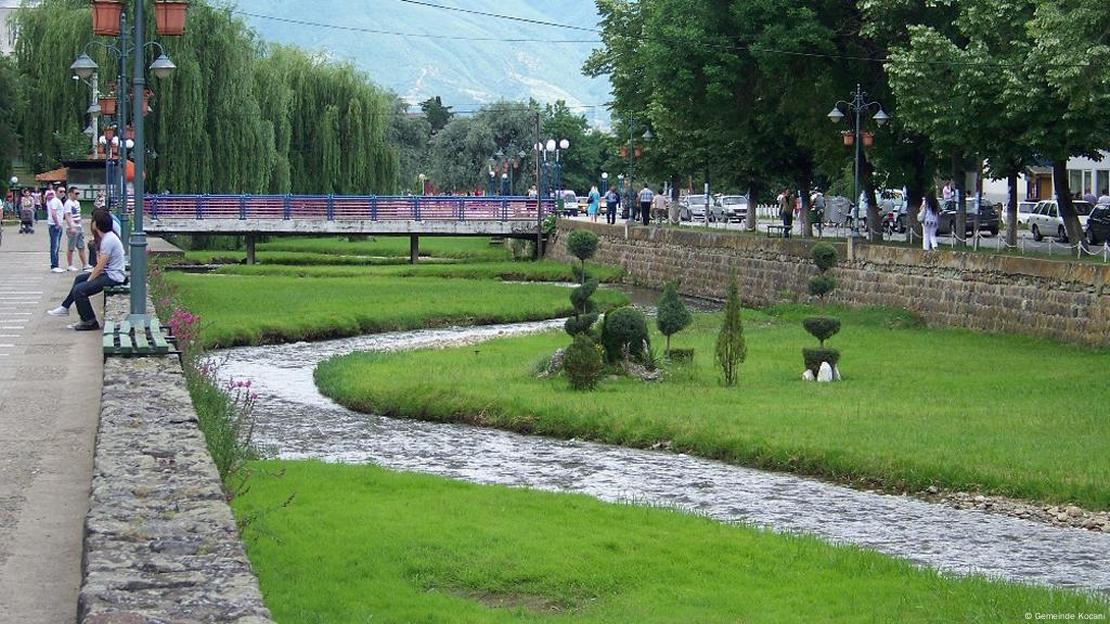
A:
715 275 746 386
656 281 692 356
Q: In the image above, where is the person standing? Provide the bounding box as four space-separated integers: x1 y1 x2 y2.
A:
941 181 954 203
651 191 667 226
63 187 90 271
638 184 654 226
778 188 794 238
47 210 126 330
919 194 940 251
46 189 65 272
586 185 600 223
604 187 619 225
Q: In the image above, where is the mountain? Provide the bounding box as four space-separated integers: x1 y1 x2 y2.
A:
231 0 613 125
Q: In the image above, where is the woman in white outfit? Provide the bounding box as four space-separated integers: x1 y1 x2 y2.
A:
919 195 940 251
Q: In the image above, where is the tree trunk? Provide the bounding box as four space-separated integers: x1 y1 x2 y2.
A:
800 177 813 238
1006 172 1019 248
745 183 760 231
906 147 927 241
860 152 881 242
1052 160 1085 248
952 152 967 247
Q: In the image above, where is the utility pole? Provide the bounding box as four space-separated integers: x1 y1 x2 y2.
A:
535 111 544 258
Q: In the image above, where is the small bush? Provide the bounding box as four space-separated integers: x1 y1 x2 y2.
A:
564 334 604 391
803 347 841 375
656 281 692 355
812 243 838 271
601 306 650 363
715 275 746 386
803 316 841 346
667 348 695 363
808 274 837 299
566 230 600 263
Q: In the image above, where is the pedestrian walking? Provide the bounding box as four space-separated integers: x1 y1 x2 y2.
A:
46 210 126 330
919 194 940 251
651 191 667 226
942 181 954 203
810 190 826 237
586 185 600 223
63 187 90 271
19 189 34 234
604 187 619 224
638 184 654 226
45 189 65 272
778 188 794 238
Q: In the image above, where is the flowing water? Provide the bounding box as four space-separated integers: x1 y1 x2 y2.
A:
211 321 1110 595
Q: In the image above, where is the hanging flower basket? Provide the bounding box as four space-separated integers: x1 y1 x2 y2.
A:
154 0 190 36
98 96 117 116
91 0 124 36
841 131 854 146
862 131 875 147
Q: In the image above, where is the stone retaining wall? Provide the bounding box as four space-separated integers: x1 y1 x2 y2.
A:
79 295 273 623
550 221 1110 347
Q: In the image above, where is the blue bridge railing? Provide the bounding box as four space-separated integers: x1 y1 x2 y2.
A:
146 194 554 222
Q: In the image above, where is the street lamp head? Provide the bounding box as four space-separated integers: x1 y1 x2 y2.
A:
87 102 101 115
642 128 653 140
70 53 98 80
418 173 426 181
872 108 890 126
559 138 570 150
98 136 107 146
83 125 95 137
125 138 135 150
501 173 508 179
149 53 177 80
534 142 542 151
601 172 608 180
495 148 504 158
9 176 17 185
827 106 845 123
545 139 556 152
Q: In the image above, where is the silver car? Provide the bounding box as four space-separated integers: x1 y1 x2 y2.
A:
717 195 749 222
680 194 724 222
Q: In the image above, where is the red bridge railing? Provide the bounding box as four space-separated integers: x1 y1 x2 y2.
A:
145 195 553 222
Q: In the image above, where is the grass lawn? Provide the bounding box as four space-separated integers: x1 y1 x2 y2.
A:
232 461 1106 623
211 260 624 283
315 307 1110 509
165 272 627 349
182 250 440 266
258 235 514 261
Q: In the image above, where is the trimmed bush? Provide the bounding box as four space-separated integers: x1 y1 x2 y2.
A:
564 334 604 391
808 274 837 299
601 306 649 363
565 277 599 336
803 347 841 376
811 243 838 271
566 230 599 263
656 281 692 355
803 316 841 346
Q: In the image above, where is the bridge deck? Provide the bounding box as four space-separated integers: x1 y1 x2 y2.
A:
144 194 551 236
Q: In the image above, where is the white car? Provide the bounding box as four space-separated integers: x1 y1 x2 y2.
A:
717 195 749 222
1027 200 1092 242
1017 200 1038 225
558 190 580 216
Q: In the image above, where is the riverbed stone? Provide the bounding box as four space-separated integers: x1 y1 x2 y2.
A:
817 362 834 382
802 369 815 381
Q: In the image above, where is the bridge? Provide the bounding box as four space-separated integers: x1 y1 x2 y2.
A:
143 194 553 263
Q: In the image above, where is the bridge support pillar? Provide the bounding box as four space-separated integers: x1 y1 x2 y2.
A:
409 235 419 265
245 234 256 265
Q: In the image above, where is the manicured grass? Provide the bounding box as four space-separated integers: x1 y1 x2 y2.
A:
232 460 1106 623
211 260 624 283
165 273 627 349
316 307 1110 509
258 235 514 261
182 250 455 266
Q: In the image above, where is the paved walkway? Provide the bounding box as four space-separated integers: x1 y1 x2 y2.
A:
0 223 102 623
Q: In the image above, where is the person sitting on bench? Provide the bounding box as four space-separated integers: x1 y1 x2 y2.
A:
46 210 126 331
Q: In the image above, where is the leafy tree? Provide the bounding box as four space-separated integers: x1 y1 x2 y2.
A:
714 274 746 386
419 96 453 135
0 56 24 194
544 100 604 194
656 281 691 356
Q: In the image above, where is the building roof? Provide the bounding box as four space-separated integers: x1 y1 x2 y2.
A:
35 167 68 183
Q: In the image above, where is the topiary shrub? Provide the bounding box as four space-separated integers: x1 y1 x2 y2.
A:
803 347 841 376
803 243 840 377
566 230 599 267
601 306 649 363
715 274 746 386
564 230 600 337
802 316 840 347
656 281 692 356
564 334 604 391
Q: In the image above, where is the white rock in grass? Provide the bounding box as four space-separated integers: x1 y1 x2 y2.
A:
833 365 841 381
802 369 815 381
817 362 834 382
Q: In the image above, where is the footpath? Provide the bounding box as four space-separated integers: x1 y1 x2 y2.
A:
0 224 102 623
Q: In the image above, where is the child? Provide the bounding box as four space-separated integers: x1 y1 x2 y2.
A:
19 189 34 234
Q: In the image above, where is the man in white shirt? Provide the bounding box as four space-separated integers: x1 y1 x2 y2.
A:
47 210 126 331
63 187 90 271
637 185 654 226
46 189 66 272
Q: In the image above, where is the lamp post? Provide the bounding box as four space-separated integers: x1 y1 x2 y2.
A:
73 1 183 324
600 172 608 195
827 84 888 239
545 138 569 198
487 170 495 196
418 173 427 195
500 173 509 196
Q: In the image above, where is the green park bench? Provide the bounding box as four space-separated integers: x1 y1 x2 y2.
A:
104 282 130 296
102 319 174 357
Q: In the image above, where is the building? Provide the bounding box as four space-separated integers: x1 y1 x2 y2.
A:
982 151 1110 202
0 0 40 54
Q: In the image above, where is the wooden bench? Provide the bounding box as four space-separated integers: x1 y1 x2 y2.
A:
766 224 789 238
103 319 174 357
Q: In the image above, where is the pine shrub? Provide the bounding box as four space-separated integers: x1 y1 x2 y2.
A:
601 306 649 363
715 275 746 386
656 281 692 355
564 334 604 391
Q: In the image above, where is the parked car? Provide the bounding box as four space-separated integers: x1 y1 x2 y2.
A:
557 190 580 217
1027 200 1092 242
717 195 749 222
1017 200 1039 225
680 194 724 222
1084 203 1110 245
936 199 1000 236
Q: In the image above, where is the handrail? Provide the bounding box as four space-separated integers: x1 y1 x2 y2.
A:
145 194 554 223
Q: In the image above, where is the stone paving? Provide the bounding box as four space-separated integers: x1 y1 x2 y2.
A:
0 223 102 624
